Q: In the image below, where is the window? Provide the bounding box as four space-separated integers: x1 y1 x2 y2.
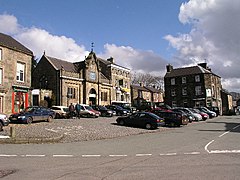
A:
101 92 107 101
171 78 175 85
171 89 176 96
0 49 2 60
182 87 187 95
172 101 177 107
16 62 25 82
67 87 76 99
182 77 186 84
0 68 2 85
195 86 202 95
195 75 200 82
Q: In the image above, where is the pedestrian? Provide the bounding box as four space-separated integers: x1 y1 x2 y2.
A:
75 102 81 119
69 103 75 119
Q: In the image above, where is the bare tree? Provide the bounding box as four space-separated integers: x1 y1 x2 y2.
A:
131 72 164 90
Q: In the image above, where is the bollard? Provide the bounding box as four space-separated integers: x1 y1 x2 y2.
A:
10 127 16 138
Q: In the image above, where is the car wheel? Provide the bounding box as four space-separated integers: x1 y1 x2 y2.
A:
145 123 152 130
119 119 125 126
26 117 33 124
47 116 53 122
0 122 3 131
55 113 61 119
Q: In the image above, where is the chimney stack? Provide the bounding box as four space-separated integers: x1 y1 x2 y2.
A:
166 64 173 73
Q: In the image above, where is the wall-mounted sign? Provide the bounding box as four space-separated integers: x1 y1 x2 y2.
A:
206 89 212 97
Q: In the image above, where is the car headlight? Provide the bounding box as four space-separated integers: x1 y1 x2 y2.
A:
18 116 26 119
107 111 112 113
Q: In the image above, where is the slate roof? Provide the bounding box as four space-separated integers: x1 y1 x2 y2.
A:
165 65 214 78
0 32 33 55
45 55 77 72
144 86 162 93
131 84 149 91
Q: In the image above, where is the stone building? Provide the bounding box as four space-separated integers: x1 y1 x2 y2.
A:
0 33 33 114
164 63 222 112
32 51 131 106
131 84 163 107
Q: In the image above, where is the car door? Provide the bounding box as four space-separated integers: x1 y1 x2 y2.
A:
33 107 42 121
134 113 147 127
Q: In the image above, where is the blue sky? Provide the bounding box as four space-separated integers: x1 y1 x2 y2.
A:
1 0 240 92
0 0 189 59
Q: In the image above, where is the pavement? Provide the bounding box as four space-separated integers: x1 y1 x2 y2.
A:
0 117 169 144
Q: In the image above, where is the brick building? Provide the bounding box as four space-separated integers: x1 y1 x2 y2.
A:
32 51 131 106
0 33 33 114
164 63 222 112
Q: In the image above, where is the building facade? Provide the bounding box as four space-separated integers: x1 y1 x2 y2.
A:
164 63 222 112
131 84 164 107
32 51 131 107
0 33 33 114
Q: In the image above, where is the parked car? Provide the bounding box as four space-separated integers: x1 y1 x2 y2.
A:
0 113 9 131
111 101 137 113
196 107 216 118
174 107 202 121
91 105 114 117
207 106 220 116
151 110 188 127
80 104 100 118
171 109 194 123
50 106 69 119
190 108 209 120
116 112 165 130
106 105 130 116
9 106 55 124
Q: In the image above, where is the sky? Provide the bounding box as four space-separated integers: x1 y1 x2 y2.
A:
0 0 240 92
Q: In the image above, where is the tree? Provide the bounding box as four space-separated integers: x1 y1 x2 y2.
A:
131 72 164 90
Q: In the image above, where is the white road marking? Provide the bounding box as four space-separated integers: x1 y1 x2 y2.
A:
160 153 177 156
184 152 200 155
24 155 46 157
205 140 215 153
82 155 101 157
219 131 230 137
210 150 240 154
53 155 74 157
136 154 152 157
0 154 18 157
109 155 128 157
232 124 240 130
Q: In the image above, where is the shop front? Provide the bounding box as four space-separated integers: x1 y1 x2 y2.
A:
12 86 30 113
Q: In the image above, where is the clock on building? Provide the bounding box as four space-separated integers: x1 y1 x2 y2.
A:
89 72 96 80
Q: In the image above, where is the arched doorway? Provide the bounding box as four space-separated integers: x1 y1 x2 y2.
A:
89 88 97 105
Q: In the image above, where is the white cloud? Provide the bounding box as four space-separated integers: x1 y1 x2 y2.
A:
165 0 240 92
0 14 21 34
0 14 88 62
0 14 167 76
99 44 168 76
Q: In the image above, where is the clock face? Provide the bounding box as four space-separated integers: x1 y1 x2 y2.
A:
89 72 96 80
